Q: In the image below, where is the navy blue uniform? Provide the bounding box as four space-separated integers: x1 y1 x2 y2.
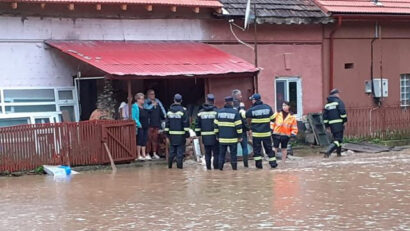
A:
323 95 347 157
165 103 189 168
246 101 277 169
195 103 219 170
214 104 243 170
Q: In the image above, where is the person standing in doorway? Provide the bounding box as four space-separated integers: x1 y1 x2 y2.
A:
195 94 219 170
215 96 243 171
144 89 166 159
271 101 298 163
246 93 277 169
165 94 189 169
133 93 150 161
118 92 130 120
323 89 347 158
232 89 250 168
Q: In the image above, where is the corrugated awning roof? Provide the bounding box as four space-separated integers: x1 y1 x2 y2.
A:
219 0 332 24
0 0 222 7
45 40 258 78
315 0 410 15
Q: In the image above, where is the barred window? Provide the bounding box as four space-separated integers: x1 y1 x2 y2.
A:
401 74 410 107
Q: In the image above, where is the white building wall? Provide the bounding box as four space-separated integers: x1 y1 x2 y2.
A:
0 16 206 87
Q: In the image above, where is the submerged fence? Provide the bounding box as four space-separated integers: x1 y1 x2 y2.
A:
0 120 136 173
345 105 410 138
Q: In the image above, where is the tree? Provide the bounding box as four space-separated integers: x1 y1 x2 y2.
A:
95 79 116 120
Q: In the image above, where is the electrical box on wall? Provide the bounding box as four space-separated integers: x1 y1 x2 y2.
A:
365 78 388 97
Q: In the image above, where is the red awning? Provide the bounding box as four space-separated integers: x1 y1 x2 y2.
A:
45 40 258 78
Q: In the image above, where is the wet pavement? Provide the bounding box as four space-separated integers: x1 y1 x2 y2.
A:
1 150 410 231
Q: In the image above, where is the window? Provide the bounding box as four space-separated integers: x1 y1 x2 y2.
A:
4 89 55 103
401 74 410 107
275 77 303 118
0 117 30 127
0 87 79 125
344 63 354 69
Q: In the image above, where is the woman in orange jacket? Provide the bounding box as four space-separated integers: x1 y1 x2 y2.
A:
271 101 298 163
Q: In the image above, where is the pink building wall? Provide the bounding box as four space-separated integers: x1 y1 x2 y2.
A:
323 21 410 107
205 21 324 114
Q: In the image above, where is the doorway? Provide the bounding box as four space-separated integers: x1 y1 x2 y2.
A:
275 77 303 118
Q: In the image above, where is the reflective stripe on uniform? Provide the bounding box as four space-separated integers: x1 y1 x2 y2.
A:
333 140 341 147
252 132 272 137
219 138 238 143
254 156 262 161
214 129 219 133
329 119 343 124
195 128 201 132
325 102 339 107
251 118 271 123
269 157 277 161
234 120 242 126
270 114 276 120
240 110 246 119
184 127 190 131
199 111 217 116
237 129 243 134
340 114 347 118
164 128 169 131
201 131 215 136
323 120 329 123
167 111 184 116
169 131 185 135
218 122 235 127
273 132 291 137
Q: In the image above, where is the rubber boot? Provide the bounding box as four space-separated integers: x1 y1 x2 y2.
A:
231 163 237 170
206 160 212 170
243 155 249 168
176 158 183 169
270 161 278 169
168 158 173 169
219 161 224 171
255 160 263 169
213 159 219 170
324 143 337 158
336 147 342 157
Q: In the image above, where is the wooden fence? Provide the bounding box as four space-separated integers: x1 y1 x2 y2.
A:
345 105 410 138
0 120 136 173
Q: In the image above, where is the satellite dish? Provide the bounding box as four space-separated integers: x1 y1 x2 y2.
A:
244 0 251 29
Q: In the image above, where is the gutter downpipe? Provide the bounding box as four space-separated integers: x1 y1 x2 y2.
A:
329 16 342 92
253 2 259 93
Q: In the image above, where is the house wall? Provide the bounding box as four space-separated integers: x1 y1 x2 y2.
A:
323 21 410 107
0 14 324 115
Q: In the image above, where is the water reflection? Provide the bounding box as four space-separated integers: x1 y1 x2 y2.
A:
0 151 409 230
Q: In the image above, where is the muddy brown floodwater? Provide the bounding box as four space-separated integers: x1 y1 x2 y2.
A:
1 150 410 231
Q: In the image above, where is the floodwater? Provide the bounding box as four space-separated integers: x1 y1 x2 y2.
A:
1 151 410 231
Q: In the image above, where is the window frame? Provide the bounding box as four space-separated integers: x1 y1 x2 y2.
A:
274 76 303 119
400 74 410 107
0 87 79 123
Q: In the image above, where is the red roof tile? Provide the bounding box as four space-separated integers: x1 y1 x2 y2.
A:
315 0 410 14
1 0 222 7
45 40 258 77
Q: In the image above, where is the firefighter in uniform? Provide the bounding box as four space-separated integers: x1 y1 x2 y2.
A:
323 89 348 158
246 93 278 169
165 94 189 169
214 96 243 170
195 94 219 170
232 89 250 168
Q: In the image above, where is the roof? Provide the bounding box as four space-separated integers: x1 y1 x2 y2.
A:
45 40 258 78
314 0 410 15
220 0 332 24
0 0 222 8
